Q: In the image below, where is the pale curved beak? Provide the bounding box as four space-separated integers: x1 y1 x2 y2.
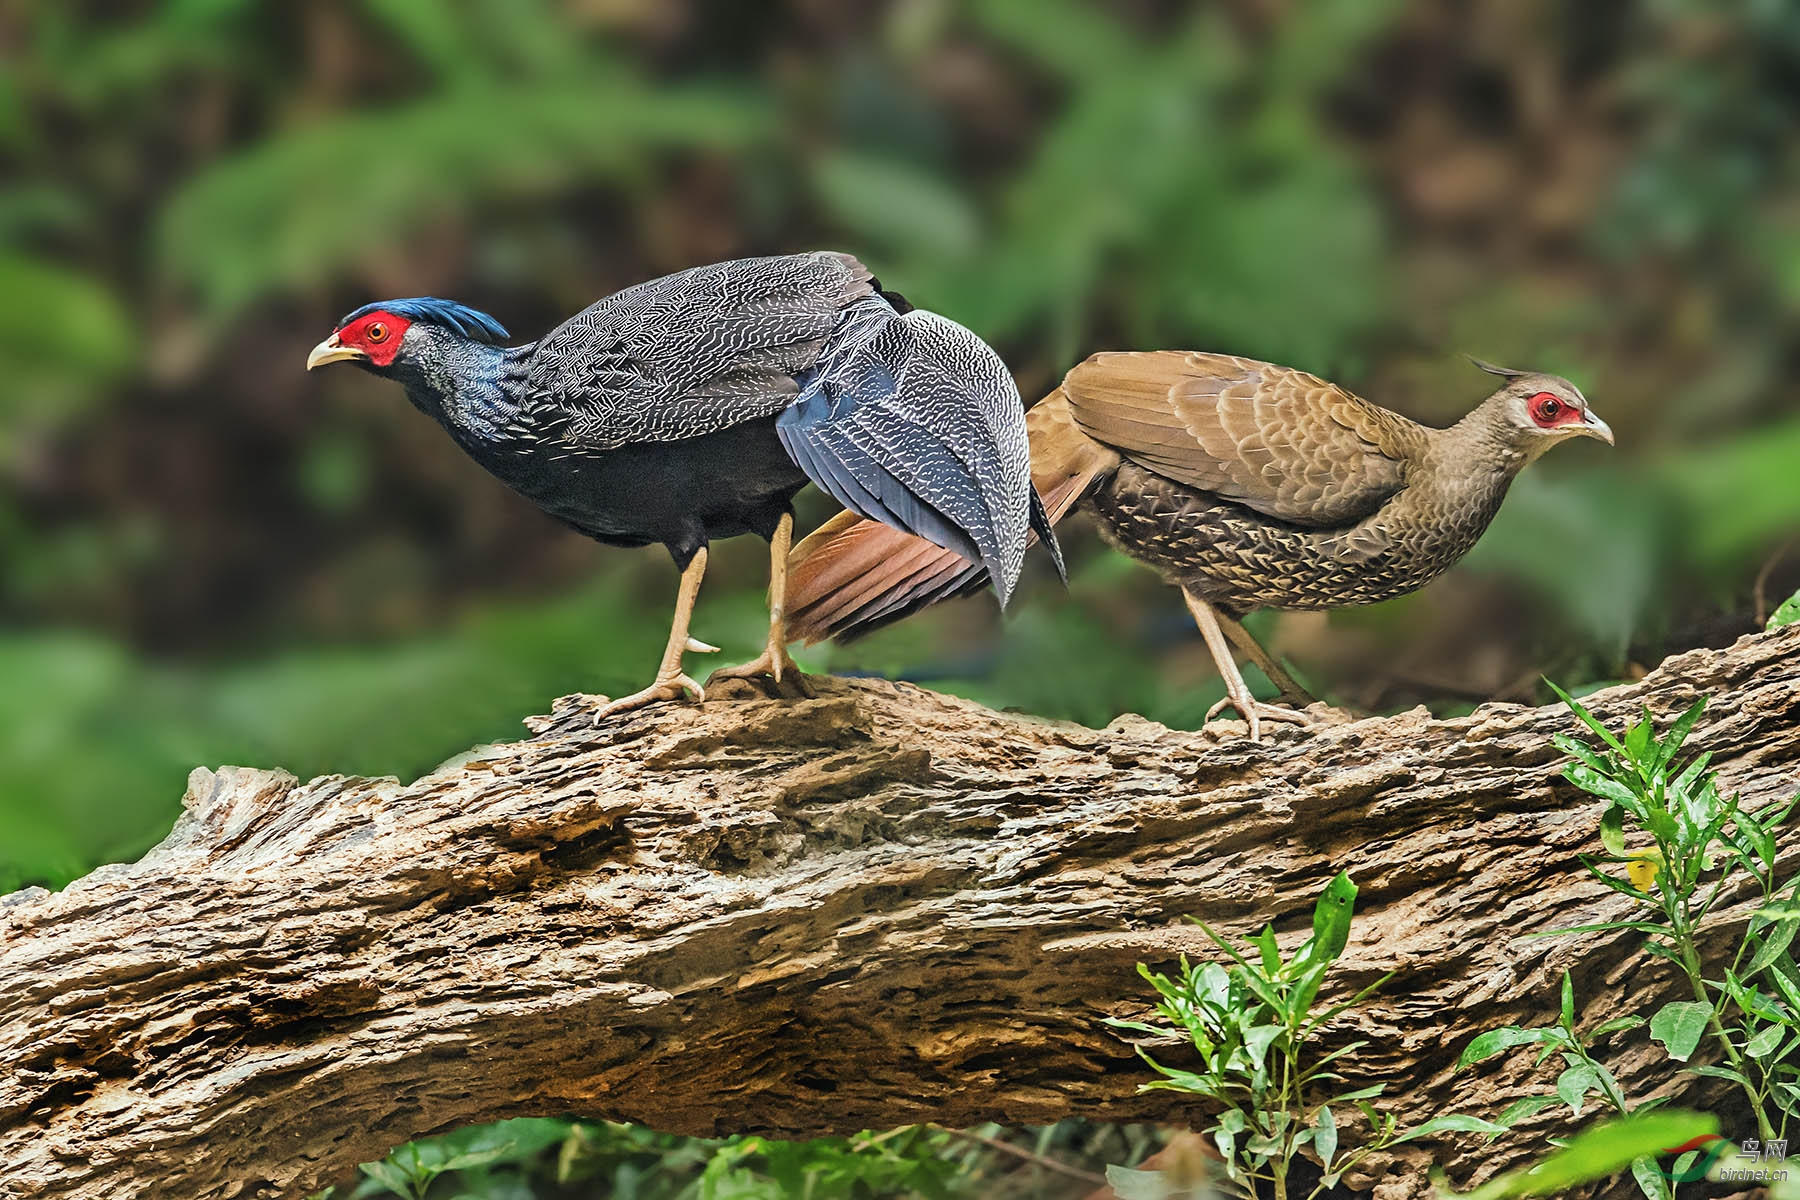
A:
306 334 365 370
1581 409 1615 446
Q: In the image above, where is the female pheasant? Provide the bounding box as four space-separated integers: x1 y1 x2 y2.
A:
307 252 1059 718
784 352 1612 740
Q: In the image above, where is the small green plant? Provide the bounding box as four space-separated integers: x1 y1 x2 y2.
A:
1108 873 1501 1200
685 1127 973 1199
1550 687 1800 1141
331 1118 570 1199
1461 971 1644 1126
1465 688 1800 1197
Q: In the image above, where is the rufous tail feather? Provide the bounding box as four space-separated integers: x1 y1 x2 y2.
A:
786 390 1118 644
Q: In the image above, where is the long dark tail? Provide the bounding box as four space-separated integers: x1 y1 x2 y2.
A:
787 390 1118 644
776 299 1059 607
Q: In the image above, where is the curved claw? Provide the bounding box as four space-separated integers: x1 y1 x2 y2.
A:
706 646 814 698
592 673 707 723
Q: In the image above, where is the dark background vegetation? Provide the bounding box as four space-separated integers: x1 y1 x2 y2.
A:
1 0 1796 1190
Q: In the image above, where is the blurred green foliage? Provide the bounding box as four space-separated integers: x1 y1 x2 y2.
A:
319 1117 1156 1199
0 253 135 444
0 568 775 891
872 0 1397 368
161 79 769 316
341 1120 973 1200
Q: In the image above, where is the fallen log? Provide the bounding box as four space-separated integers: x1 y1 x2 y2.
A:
1 626 1795 1199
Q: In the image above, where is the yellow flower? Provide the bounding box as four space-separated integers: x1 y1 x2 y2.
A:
1626 850 1663 892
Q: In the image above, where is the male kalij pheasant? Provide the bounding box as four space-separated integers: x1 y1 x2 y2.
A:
308 251 1061 717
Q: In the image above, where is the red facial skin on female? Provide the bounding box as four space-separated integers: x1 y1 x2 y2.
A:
1527 390 1587 431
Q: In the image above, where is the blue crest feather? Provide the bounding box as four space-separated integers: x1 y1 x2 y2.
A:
340 297 510 343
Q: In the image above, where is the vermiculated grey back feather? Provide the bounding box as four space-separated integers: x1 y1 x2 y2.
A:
525 252 874 450
777 304 1035 604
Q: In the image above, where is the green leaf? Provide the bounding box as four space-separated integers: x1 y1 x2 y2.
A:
1535 915 1673 939
1556 1063 1600 1117
1230 960 1289 1017
1599 803 1629 857
436 1143 515 1172
1769 590 1800 631
1763 956 1800 1011
1560 972 1576 1029
1103 1165 1175 1200
1549 682 1627 754
1653 698 1706 771
357 1161 418 1199
1746 919 1799 977
1314 1105 1338 1171
1629 1156 1675 1200
1290 961 1333 1027
1671 752 1716 806
1494 1096 1563 1128
1396 1114 1509 1143
1746 1022 1786 1058
1647 1001 1712 1062
1194 918 1256 975
1747 814 1780 875
1459 1026 1549 1067
1251 923 1283 978
1140 1064 1221 1095
1685 1063 1751 1086
1433 1110 1716 1199
1304 871 1357 966
1245 1129 1284 1158
1563 763 1643 810
1242 1023 1281 1074
1556 736 1617 778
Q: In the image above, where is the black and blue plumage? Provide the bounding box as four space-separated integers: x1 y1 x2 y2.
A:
307 251 1060 717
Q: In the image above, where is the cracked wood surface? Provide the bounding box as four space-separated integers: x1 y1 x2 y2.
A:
0 626 1796 1200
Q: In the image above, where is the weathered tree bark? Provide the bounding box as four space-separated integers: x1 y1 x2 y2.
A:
1 627 1795 1200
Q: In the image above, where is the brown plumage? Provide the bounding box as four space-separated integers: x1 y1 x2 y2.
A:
787 351 1613 740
